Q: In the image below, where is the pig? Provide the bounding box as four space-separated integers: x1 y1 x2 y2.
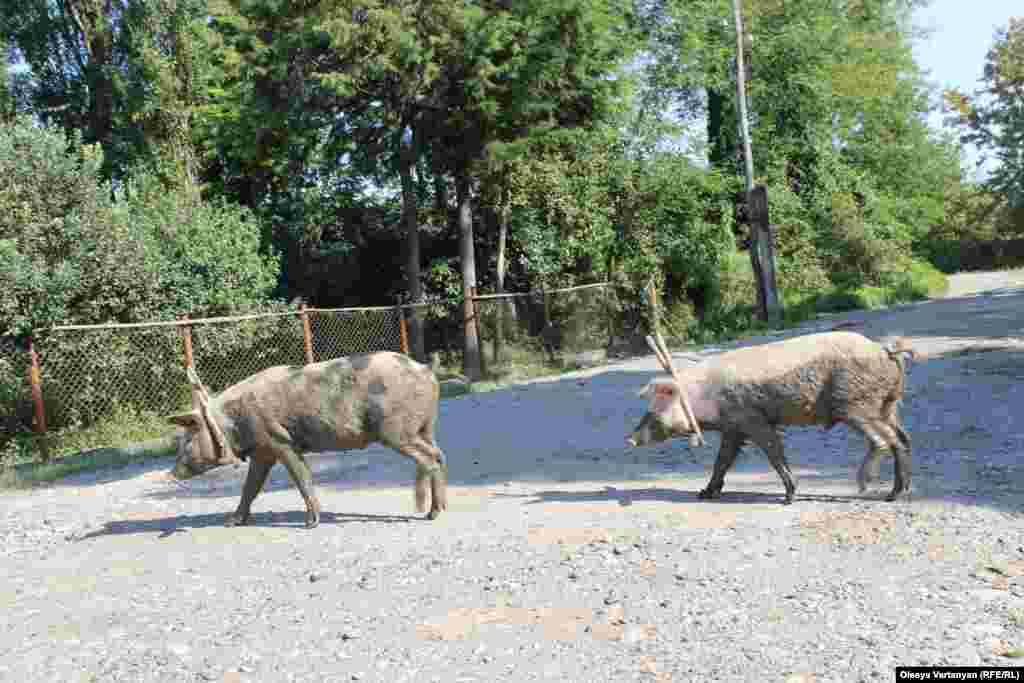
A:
168 351 447 529
627 331 914 504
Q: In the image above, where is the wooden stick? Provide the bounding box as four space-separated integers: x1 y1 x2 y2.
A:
185 365 236 464
646 333 704 447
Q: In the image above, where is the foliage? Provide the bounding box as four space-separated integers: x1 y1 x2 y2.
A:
946 17 1024 208
0 116 281 337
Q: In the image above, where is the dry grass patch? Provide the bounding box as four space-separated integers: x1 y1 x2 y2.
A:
527 526 613 547
784 674 817 683
638 559 658 577
926 541 963 562
416 605 657 644
638 657 673 682
991 639 1024 658
417 607 592 641
115 509 175 522
532 502 625 516
141 469 175 483
798 510 897 546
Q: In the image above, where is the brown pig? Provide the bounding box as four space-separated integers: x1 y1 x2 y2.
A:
168 351 447 528
627 331 914 504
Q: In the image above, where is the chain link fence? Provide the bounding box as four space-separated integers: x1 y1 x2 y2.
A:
472 283 615 378
406 282 653 382
1 337 32 454
1 307 411 449
308 307 405 361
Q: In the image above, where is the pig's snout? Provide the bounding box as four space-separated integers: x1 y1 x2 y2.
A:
628 412 704 449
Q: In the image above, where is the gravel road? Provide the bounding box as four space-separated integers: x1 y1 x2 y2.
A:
3 271 1024 683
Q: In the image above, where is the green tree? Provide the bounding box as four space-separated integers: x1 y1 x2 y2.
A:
946 17 1024 209
0 0 226 184
0 116 280 337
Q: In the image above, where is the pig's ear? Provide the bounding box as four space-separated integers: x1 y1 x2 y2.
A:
167 410 201 429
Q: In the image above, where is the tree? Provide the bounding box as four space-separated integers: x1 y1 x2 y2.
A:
946 17 1024 209
434 0 639 376
0 116 280 337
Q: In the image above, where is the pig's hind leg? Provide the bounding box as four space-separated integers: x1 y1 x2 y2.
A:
745 422 798 504
388 432 448 520
278 448 322 529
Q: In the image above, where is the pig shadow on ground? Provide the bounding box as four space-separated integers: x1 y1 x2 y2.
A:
492 485 870 508
76 509 419 542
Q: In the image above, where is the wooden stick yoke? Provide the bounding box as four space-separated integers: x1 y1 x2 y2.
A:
645 333 705 447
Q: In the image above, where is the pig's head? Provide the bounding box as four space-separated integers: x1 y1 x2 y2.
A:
627 379 701 448
167 393 240 479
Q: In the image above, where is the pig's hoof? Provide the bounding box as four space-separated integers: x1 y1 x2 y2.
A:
885 489 911 503
697 488 721 501
224 513 249 527
782 496 795 506
426 509 443 521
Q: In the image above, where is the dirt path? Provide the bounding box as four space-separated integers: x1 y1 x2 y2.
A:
3 272 1024 683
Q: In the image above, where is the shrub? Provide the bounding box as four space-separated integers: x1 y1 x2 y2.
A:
0 115 281 337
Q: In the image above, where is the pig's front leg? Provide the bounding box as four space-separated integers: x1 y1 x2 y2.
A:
226 458 274 527
698 430 742 500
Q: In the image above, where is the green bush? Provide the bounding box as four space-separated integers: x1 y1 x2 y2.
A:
0 115 281 337
0 116 290 436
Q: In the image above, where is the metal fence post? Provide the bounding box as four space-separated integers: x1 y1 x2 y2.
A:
397 306 410 356
178 314 194 369
299 304 315 364
26 336 49 462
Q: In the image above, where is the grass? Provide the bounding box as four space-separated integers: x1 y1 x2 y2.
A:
434 341 598 400
1 405 178 489
780 259 948 327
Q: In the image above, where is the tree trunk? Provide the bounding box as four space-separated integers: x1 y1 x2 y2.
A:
493 194 511 364
707 88 726 170
456 173 482 381
75 4 116 154
399 124 425 361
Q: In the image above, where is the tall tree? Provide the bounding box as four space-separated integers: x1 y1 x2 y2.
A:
946 17 1024 209
0 40 15 122
434 0 639 376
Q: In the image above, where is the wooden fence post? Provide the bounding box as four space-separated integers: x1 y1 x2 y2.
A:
26 337 50 462
299 304 315 364
178 315 194 369
396 306 410 356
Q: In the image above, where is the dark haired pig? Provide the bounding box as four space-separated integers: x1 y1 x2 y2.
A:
168 351 447 528
627 331 914 504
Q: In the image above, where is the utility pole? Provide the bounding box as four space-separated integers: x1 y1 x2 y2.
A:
733 0 755 194
732 0 783 326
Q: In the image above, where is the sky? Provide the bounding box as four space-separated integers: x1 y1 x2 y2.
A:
911 0 1019 180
